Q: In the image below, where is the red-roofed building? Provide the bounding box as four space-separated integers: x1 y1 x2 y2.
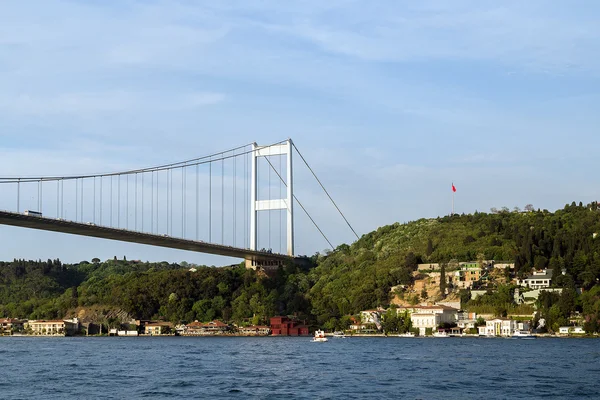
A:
270 316 309 336
184 320 231 336
0 318 25 335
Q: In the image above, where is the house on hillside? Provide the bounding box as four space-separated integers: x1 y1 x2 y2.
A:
518 269 553 289
454 263 484 289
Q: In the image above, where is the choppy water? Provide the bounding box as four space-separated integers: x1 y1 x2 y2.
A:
1 336 599 399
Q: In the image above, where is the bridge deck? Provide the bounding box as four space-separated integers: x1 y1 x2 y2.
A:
0 210 297 263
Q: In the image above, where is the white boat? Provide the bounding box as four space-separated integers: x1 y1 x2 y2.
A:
332 331 346 338
511 330 535 339
432 330 449 338
397 332 415 338
312 330 328 342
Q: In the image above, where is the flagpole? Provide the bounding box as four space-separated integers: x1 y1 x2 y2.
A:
452 182 455 215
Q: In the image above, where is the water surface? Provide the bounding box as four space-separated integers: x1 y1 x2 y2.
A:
1 336 598 399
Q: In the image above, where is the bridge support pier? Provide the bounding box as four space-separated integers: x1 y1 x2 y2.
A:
245 257 287 273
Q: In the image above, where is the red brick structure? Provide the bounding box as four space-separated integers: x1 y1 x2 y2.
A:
270 316 309 336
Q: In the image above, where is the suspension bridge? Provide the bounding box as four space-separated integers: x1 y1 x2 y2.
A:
0 139 358 268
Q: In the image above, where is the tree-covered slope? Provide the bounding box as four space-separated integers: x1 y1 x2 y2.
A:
1 202 600 332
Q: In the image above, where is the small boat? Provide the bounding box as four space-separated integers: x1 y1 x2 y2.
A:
332 331 346 338
432 330 449 338
397 332 415 338
312 329 328 342
511 330 535 339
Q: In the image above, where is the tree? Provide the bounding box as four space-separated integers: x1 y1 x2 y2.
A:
404 252 418 271
524 204 534 212
439 264 447 296
426 239 434 257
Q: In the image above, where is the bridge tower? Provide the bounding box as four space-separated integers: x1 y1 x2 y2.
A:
247 139 294 270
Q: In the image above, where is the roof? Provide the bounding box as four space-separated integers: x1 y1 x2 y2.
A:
186 320 229 328
0 318 23 323
146 322 173 327
417 305 458 311
204 320 229 327
29 320 65 323
525 269 553 280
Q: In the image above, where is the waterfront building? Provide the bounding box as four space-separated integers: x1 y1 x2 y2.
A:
399 304 458 336
360 309 383 330
559 326 585 335
483 318 518 337
27 318 79 336
269 316 309 336
184 320 231 335
238 325 270 336
144 322 173 335
0 318 25 335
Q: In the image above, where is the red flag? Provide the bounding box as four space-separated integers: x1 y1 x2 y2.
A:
452 183 456 193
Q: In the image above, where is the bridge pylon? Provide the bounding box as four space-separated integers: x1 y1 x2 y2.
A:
247 138 294 270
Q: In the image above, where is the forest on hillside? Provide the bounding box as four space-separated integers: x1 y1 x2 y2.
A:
1 202 600 333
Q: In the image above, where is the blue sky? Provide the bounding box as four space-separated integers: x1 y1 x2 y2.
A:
0 0 599 264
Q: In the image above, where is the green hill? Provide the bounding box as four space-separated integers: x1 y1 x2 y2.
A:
1 201 600 333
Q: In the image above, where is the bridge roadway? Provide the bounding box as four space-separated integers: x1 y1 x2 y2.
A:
0 210 299 264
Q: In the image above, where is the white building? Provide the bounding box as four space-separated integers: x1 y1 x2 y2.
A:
483 318 518 337
360 310 383 330
519 269 553 289
402 305 458 336
559 326 585 335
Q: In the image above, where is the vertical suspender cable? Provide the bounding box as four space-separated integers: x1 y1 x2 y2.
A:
196 163 199 241
76 179 78 222
17 179 20 213
118 175 120 228
93 177 96 224
166 169 170 235
279 154 282 254
233 150 236 247
135 173 138 231
221 156 224 245
209 158 212 242
181 165 185 238
40 180 43 214
81 178 83 222
170 168 173 236
151 171 154 233
110 176 113 226
99 177 102 224
62 180 65 220
57 180 60 218
156 169 159 234
268 156 271 251
244 148 247 248
142 173 144 232
126 174 129 229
